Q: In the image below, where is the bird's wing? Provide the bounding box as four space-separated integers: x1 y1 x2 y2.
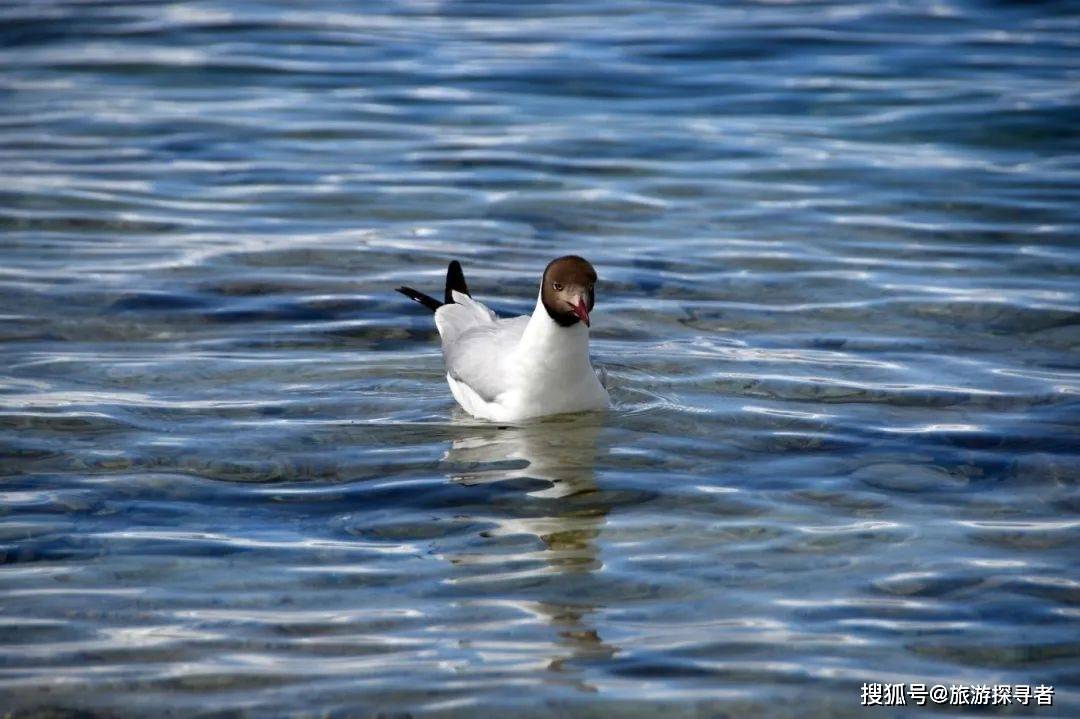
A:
441 314 530 403
434 290 496 345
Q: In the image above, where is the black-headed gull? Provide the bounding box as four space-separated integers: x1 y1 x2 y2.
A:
397 256 610 421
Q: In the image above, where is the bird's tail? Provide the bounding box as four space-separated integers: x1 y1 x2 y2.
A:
396 260 470 313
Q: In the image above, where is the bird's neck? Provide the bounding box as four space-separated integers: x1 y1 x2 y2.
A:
519 291 591 368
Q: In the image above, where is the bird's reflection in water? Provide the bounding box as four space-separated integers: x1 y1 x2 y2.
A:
441 412 617 690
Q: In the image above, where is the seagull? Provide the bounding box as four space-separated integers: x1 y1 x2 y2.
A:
396 256 610 422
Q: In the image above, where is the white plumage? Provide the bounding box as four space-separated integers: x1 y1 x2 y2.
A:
435 290 609 422
397 257 610 422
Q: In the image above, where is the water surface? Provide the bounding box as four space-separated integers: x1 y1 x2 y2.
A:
1 1 1078 716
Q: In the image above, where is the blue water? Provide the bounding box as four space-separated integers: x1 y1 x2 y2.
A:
1 1 1078 716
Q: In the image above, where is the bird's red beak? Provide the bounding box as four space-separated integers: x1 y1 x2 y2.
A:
571 297 590 327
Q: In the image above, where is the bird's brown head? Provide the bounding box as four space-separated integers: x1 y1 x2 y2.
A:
541 255 597 328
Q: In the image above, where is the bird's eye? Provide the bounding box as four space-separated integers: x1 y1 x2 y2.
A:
552 282 563 291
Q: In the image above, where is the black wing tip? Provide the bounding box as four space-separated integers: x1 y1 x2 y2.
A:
444 259 469 305
396 285 442 312
397 260 469 312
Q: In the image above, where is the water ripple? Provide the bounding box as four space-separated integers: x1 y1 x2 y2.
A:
1 0 1078 716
